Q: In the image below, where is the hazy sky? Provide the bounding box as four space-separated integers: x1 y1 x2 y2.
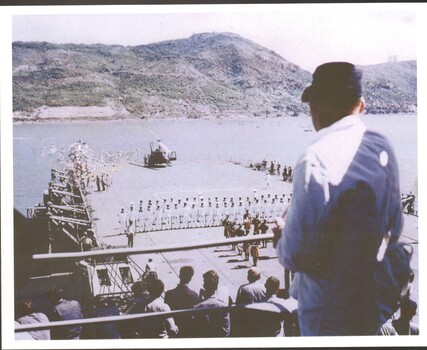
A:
11 4 418 72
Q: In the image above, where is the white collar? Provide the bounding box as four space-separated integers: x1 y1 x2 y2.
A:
312 114 364 144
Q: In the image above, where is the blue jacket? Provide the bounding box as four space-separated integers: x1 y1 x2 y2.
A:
276 115 403 335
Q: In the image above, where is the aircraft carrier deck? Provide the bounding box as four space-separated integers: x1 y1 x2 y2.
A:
88 158 295 298
16 154 419 332
89 157 419 319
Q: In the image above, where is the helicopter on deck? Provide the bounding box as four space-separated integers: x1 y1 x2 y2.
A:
144 134 177 168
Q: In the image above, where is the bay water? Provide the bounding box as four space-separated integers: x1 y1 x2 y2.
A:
13 114 417 215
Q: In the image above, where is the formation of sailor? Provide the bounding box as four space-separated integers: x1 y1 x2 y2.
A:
117 192 291 234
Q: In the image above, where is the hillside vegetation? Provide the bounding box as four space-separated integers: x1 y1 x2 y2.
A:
12 32 416 121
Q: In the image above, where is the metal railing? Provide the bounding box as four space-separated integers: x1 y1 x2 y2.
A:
16 233 280 334
32 233 275 260
14 306 241 333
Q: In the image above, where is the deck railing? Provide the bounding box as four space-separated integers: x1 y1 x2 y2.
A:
15 306 240 333
17 233 283 334
32 233 275 260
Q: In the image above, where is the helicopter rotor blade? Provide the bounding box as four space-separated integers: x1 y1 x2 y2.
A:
149 130 161 142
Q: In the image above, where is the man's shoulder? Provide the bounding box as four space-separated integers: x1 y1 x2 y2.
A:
195 296 225 309
194 298 215 309
18 312 49 324
237 283 252 297
147 298 170 312
267 296 298 311
57 299 80 309
164 287 176 300
165 285 198 299
238 282 251 292
242 281 264 291
33 312 50 322
362 129 394 153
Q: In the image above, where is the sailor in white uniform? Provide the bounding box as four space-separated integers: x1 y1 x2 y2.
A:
154 205 162 231
171 204 179 229
183 202 191 228
164 204 172 230
189 204 198 227
205 202 213 227
137 206 145 233
127 205 136 234
145 206 153 231
212 203 220 226
118 207 127 235
197 203 205 227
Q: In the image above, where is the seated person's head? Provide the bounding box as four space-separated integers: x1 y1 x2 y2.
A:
179 266 194 285
45 286 64 305
131 281 146 297
265 276 280 296
145 270 158 283
15 299 35 319
247 267 261 283
203 270 219 294
147 279 165 299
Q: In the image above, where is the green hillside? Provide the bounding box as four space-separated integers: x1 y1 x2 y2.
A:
12 32 416 121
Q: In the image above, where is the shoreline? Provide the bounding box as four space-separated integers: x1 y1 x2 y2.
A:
12 114 307 125
12 112 416 125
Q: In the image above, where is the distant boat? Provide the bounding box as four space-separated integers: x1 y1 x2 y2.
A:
300 124 313 132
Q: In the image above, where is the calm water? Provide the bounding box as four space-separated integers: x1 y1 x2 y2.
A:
13 114 417 215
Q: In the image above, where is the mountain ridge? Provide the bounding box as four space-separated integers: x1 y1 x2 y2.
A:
12 32 417 122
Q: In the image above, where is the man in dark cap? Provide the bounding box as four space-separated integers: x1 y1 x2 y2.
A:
275 62 403 335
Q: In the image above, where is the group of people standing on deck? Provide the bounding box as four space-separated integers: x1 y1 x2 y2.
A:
249 159 293 183
117 192 292 247
221 210 270 266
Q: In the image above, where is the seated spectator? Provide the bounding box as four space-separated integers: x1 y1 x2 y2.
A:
236 267 266 305
92 296 121 339
122 281 151 338
194 270 232 337
243 276 298 337
129 281 150 311
164 266 199 338
140 270 159 290
45 286 83 340
139 279 179 338
234 267 266 336
16 298 50 340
